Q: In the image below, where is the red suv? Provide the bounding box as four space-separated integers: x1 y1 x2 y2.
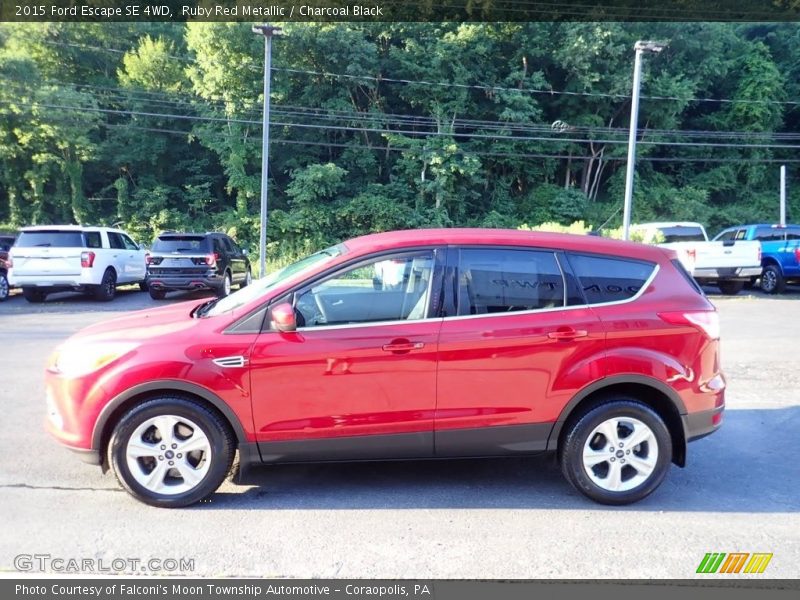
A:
45 229 724 507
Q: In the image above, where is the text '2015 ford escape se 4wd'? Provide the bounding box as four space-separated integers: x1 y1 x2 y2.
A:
45 229 724 507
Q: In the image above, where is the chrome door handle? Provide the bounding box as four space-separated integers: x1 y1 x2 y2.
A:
382 341 425 353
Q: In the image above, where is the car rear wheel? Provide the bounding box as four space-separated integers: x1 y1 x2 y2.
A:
107 397 235 508
93 268 117 301
0 271 8 301
560 399 672 505
217 271 232 298
718 280 744 295
149 288 167 300
240 268 252 290
139 281 148 292
760 264 785 294
22 287 47 303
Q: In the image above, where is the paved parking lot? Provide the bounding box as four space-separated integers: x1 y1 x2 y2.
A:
0 285 798 578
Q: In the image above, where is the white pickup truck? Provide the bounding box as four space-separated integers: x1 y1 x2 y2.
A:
8 225 148 302
630 221 762 295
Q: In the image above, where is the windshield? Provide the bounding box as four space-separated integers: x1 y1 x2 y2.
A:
201 245 345 317
152 236 209 253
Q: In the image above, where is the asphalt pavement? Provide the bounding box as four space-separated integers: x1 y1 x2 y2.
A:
0 285 798 578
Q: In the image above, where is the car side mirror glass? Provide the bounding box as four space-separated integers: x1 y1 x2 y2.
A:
271 302 297 333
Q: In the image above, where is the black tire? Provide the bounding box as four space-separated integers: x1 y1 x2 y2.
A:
239 268 252 290
22 287 47 303
216 271 232 298
560 398 672 505
149 287 167 300
139 280 148 292
93 268 117 301
107 397 235 508
760 264 786 295
718 280 744 295
0 271 8 301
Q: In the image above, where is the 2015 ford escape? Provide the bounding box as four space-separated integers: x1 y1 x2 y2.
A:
45 229 724 507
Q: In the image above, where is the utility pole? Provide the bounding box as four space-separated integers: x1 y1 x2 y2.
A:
622 40 665 241
252 24 282 278
780 165 787 227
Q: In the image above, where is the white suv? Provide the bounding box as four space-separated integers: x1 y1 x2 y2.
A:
8 226 147 303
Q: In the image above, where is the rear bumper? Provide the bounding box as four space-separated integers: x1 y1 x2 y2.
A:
147 273 223 291
682 404 724 443
9 273 96 288
692 266 762 280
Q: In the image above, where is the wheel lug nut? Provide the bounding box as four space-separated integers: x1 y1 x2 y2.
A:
171 443 177 449
610 458 615 462
158 456 163 460
169 461 174 465
160 445 166 450
619 443 624 448
626 450 630 455
177 453 182 458
621 459 626 464
609 447 614 452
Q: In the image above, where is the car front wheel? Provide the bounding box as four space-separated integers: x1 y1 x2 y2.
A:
240 268 252 289
560 399 672 505
107 397 235 508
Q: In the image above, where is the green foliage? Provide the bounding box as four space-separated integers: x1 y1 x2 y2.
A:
0 22 798 264
519 220 594 235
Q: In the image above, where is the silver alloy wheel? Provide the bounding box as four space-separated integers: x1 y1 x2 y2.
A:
582 417 659 492
0 274 8 300
245 270 252 286
223 273 231 295
125 415 212 495
762 269 777 292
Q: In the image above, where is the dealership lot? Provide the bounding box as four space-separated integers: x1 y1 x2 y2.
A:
0 287 798 578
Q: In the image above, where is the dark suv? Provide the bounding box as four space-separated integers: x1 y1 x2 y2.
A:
146 232 251 300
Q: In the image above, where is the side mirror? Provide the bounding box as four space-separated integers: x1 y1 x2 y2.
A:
271 302 297 333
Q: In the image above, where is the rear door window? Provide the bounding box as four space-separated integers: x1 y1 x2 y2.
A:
567 253 656 305
16 231 85 248
455 248 565 316
121 234 139 250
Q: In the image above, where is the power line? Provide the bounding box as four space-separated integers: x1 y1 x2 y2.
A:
6 98 800 152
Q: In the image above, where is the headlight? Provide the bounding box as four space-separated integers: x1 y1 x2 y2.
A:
52 342 139 377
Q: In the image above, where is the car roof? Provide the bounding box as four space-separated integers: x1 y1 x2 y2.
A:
730 223 800 229
19 225 124 233
341 228 670 262
631 221 704 229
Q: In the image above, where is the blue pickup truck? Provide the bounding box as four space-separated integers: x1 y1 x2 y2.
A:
713 224 800 293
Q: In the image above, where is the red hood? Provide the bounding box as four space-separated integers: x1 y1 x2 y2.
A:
70 300 205 343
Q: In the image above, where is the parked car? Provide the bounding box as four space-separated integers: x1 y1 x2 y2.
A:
0 232 16 301
45 228 724 508
713 223 800 294
145 232 251 300
630 221 762 295
8 226 147 303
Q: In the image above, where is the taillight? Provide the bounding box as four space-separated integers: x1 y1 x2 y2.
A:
80 251 95 268
205 253 218 267
684 248 697 262
145 253 152 265
1 256 11 269
658 310 720 340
